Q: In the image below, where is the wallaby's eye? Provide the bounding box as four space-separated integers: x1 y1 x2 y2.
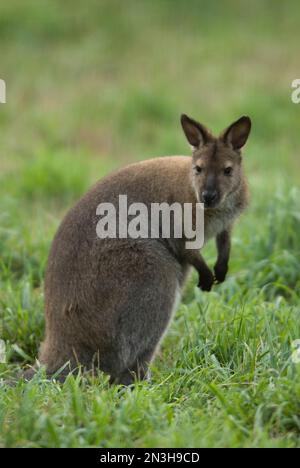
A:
195 165 203 174
224 166 233 176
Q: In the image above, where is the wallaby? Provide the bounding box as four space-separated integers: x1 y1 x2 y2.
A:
24 114 251 384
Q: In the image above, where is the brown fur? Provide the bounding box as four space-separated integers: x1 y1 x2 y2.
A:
26 114 251 384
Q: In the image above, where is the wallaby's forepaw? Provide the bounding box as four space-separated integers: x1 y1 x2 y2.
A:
198 269 214 292
214 262 228 284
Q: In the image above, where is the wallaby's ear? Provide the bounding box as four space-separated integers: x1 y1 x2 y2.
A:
180 114 211 148
221 116 251 150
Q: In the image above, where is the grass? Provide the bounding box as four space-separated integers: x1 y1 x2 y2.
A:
0 0 300 448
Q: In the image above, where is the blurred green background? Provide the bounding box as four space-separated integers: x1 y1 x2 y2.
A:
0 0 300 448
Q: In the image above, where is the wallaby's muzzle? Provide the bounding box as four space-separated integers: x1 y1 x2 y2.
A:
201 189 219 208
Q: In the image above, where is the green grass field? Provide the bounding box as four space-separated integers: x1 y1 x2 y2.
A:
0 0 300 448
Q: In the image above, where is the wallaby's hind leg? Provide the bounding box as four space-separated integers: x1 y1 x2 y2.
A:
41 243 183 383
112 347 155 385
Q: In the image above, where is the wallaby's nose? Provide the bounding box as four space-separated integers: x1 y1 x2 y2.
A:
201 190 218 206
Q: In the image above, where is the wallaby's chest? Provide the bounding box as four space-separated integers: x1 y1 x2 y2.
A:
203 200 239 243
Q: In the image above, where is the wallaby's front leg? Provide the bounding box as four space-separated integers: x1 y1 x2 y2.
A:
185 250 214 292
214 229 231 283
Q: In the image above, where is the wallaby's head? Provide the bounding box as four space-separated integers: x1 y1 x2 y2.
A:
181 114 251 209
